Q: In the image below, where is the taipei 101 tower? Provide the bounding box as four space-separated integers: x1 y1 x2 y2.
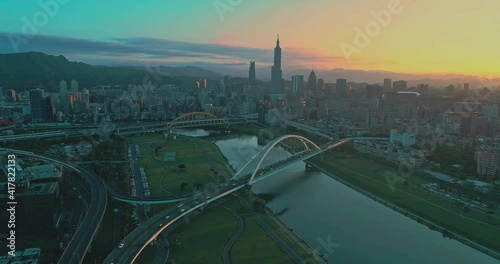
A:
271 34 283 94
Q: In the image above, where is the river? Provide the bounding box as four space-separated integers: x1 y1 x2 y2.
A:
213 134 498 264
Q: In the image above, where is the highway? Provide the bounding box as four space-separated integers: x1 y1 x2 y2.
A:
104 179 248 264
1 118 257 142
3 148 108 264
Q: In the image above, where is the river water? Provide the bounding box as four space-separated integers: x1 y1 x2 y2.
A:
213 134 498 264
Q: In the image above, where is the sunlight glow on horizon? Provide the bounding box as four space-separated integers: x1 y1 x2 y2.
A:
0 0 498 78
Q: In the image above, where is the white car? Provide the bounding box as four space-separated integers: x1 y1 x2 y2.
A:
165 215 170 220
118 243 124 248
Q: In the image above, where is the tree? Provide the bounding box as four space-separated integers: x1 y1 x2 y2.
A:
253 198 266 212
486 211 494 218
180 182 188 191
178 164 186 172
194 183 203 190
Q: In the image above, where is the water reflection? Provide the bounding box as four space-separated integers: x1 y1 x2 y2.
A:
213 134 499 264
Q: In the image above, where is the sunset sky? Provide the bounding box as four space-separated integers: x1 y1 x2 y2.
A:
0 0 499 78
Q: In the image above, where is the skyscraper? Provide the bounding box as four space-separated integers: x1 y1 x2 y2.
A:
393 80 407 91
336 78 347 98
317 78 324 95
30 89 45 122
70 79 78 92
464 83 470 92
307 70 317 94
271 35 283 94
291 75 304 95
249 61 256 88
44 97 55 122
60 80 68 94
383 78 392 92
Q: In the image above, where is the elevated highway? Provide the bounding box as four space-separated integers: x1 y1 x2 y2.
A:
2 148 108 264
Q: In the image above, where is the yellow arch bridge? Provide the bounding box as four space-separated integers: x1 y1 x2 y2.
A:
167 112 228 128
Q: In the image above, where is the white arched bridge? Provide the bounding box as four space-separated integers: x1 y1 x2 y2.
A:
105 134 388 263
108 135 387 205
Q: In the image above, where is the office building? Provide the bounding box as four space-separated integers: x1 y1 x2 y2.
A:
70 79 78 92
307 70 317 94
336 78 347 98
393 80 407 91
59 80 67 94
383 78 392 92
271 35 283 94
44 97 55 122
249 61 256 88
29 89 45 122
317 78 324 95
291 75 304 95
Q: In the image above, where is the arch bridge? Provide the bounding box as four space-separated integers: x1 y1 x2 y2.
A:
167 112 228 128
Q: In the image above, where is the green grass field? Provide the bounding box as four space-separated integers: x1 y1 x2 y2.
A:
167 205 237 263
167 197 306 264
310 153 500 252
231 216 293 264
127 134 231 197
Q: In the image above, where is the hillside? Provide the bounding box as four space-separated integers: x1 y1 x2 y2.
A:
0 52 181 91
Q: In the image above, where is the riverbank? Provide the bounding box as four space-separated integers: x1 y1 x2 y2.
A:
227 123 500 258
307 159 500 261
209 135 328 263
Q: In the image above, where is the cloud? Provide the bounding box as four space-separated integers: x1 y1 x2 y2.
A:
0 32 345 69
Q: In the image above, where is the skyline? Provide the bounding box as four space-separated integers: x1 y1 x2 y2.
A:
0 0 499 79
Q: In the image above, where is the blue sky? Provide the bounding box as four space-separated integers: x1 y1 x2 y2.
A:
1 0 499 78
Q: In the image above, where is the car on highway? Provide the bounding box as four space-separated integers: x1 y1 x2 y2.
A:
177 203 183 208
180 208 185 212
118 243 124 248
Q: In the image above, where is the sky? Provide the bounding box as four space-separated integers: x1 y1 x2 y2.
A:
0 0 499 78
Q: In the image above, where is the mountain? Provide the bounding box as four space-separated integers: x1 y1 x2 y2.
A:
0 52 181 91
126 65 222 79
